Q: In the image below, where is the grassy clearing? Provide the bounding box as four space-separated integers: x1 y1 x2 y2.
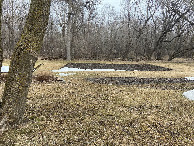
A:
0 59 194 145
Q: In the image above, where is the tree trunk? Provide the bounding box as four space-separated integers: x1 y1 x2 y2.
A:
0 0 4 73
10 0 14 58
66 1 73 61
0 0 51 129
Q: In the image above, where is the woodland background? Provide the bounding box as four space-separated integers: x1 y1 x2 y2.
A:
1 0 194 61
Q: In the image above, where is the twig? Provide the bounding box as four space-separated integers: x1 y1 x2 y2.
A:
33 63 44 72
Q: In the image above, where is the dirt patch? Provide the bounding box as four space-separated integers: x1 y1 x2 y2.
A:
87 77 194 90
33 74 60 83
64 63 172 71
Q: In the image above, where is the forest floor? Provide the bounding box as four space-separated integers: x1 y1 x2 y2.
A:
0 58 194 145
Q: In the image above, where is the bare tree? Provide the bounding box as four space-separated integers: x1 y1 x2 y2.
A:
159 0 194 60
2 0 30 58
1 0 190 62
0 0 51 131
65 0 73 60
0 0 3 72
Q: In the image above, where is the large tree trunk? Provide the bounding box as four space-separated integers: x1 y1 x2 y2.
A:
0 0 4 73
0 0 51 129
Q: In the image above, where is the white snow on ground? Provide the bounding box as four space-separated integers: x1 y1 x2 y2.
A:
53 67 85 72
52 67 126 72
116 70 127 71
185 77 194 80
53 67 127 78
1 66 9 72
184 77 194 100
183 90 194 100
58 73 76 76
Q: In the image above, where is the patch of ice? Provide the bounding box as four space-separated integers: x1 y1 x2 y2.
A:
58 73 76 76
183 90 194 100
185 77 194 81
1 66 9 72
52 67 127 72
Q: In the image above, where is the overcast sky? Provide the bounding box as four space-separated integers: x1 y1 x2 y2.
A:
101 0 122 12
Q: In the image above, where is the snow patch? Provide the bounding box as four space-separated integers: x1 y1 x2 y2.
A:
116 70 126 71
184 77 194 100
185 77 194 81
58 73 76 76
52 67 128 72
1 66 9 72
183 90 194 100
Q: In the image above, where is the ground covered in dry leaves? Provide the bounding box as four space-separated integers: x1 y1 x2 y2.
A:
0 59 194 145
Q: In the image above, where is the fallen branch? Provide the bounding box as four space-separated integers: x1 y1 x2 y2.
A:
33 63 44 72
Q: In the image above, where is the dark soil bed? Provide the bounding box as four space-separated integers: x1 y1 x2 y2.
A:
87 77 194 90
64 63 172 71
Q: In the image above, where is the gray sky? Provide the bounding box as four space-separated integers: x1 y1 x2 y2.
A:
101 0 122 11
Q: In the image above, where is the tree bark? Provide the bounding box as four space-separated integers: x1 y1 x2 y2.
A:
66 1 73 61
0 0 51 128
0 0 4 73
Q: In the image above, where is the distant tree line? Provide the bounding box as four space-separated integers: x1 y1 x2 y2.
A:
1 0 194 61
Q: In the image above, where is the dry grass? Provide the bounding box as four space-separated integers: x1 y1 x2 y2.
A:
0 59 194 145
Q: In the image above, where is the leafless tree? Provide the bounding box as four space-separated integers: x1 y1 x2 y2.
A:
0 0 51 132
0 0 3 72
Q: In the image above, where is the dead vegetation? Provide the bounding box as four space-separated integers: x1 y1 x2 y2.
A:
33 73 59 83
0 59 193 145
